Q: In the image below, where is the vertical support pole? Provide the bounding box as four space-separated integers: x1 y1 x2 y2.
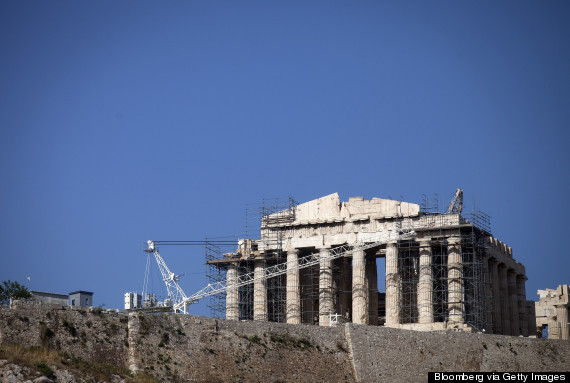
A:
385 241 400 326
352 248 368 324
286 249 301 324
319 248 333 326
499 265 511 335
516 275 528 336
254 259 267 321
490 259 502 334
507 270 520 336
367 255 378 325
226 263 239 321
418 239 434 324
447 236 464 324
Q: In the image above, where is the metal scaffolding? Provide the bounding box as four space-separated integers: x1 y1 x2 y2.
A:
396 228 490 330
206 193 494 331
390 203 494 331
205 238 236 318
206 197 297 322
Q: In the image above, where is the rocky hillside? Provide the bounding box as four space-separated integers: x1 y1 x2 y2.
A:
1 301 569 383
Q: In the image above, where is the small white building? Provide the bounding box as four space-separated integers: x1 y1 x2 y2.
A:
124 292 142 310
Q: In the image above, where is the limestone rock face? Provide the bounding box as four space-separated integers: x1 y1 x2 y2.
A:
2 303 570 383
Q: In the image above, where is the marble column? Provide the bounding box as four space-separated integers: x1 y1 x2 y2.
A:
367 255 378 325
253 259 267 321
484 256 494 334
286 249 301 324
352 248 368 324
447 236 464 323
507 270 520 336
319 248 333 326
226 263 239 321
418 239 434 324
490 259 502 334
385 241 400 326
516 275 528 337
499 265 511 335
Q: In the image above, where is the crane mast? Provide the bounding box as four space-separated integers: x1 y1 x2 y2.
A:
144 240 191 314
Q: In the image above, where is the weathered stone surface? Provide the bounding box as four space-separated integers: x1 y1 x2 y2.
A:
535 284 569 340
54 369 77 383
346 324 570 383
0 301 128 368
2 303 569 383
129 312 355 383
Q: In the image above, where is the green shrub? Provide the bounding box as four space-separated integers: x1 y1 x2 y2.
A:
35 362 54 378
63 320 77 337
40 323 55 346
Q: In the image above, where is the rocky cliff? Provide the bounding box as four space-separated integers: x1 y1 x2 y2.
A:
1 302 569 383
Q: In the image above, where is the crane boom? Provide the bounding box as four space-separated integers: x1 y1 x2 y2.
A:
145 229 416 314
447 188 463 214
169 228 416 312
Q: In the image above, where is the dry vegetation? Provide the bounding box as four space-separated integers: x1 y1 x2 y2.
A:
0 343 158 383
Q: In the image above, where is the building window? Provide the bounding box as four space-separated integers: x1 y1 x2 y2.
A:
71 299 76 306
85 298 89 306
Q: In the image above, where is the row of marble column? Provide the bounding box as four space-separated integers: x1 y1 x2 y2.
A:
225 239 528 333
226 240 463 326
225 246 375 325
287 247 378 326
386 237 464 326
488 259 529 336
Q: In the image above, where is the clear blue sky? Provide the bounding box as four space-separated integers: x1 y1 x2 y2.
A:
1 1 568 315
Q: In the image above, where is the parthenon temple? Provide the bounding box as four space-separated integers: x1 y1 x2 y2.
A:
207 192 534 335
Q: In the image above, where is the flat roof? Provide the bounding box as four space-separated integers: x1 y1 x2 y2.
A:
31 291 68 298
68 291 94 295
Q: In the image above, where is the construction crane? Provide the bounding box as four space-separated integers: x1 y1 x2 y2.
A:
144 228 416 314
446 188 463 214
144 240 192 313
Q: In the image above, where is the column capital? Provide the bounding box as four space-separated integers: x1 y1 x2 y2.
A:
516 274 528 282
418 238 432 247
447 236 461 245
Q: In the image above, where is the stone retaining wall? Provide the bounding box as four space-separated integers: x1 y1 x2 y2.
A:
1 302 569 383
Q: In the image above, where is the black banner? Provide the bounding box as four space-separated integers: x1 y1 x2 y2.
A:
428 372 569 383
